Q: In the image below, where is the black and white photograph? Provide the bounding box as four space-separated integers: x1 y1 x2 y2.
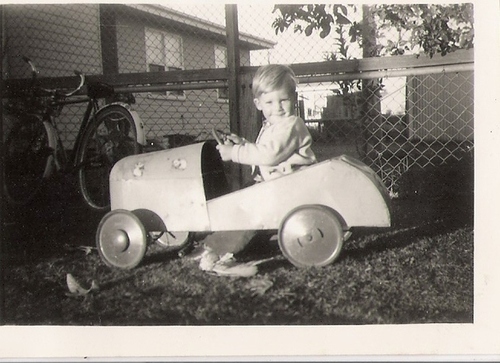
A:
0 1 498 360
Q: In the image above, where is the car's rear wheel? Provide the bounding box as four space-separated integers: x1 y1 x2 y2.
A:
278 205 345 267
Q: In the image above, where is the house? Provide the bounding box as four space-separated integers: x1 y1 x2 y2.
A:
2 3 275 144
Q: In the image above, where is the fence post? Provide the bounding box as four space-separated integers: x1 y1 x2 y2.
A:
226 5 262 188
361 5 382 160
99 4 119 76
225 4 243 189
238 70 261 185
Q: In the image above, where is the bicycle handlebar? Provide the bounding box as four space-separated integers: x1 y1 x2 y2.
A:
22 56 85 98
64 71 85 97
22 56 38 78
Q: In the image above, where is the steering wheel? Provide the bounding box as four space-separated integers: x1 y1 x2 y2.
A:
211 128 231 145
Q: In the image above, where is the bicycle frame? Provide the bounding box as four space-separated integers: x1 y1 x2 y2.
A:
43 96 145 174
9 56 145 173
3 56 146 209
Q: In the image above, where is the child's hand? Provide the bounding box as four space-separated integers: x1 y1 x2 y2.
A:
226 133 245 145
277 161 293 174
216 144 233 161
268 162 293 176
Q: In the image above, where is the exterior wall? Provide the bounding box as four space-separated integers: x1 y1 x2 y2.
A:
115 16 251 73
114 15 252 140
3 4 102 78
3 4 102 147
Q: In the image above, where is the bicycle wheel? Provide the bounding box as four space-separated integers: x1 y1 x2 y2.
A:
3 114 54 205
77 104 140 210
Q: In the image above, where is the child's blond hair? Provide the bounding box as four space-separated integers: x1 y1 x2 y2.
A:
252 64 297 98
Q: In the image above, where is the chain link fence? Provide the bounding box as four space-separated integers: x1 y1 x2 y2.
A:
2 3 474 195
2 3 240 147
299 69 473 196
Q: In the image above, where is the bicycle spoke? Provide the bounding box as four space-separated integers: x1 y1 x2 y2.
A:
78 105 140 210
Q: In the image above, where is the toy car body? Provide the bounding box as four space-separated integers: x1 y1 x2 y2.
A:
97 141 391 269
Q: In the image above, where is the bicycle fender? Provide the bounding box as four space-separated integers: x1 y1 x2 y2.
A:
98 102 146 146
41 119 58 175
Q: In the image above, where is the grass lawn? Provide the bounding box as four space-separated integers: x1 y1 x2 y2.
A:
1 158 473 325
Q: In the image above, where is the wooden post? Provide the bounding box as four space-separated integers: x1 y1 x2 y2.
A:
99 4 119 76
225 4 243 189
225 5 241 135
225 5 263 188
361 4 382 159
238 70 261 186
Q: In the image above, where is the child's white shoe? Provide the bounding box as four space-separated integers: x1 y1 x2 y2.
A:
199 251 259 277
211 257 258 277
198 248 220 271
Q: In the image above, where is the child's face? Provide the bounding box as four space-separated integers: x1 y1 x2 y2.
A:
254 87 294 122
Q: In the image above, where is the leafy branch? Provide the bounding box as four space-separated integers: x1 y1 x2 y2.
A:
272 4 474 58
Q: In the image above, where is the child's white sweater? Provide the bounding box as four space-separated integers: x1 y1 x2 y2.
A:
230 115 317 181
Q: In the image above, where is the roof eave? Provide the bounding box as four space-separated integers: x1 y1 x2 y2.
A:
125 4 275 50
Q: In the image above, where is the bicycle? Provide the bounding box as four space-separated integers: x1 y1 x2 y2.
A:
3 57 146 210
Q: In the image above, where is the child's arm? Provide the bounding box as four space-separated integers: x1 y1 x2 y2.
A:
276 153 316 172
231 117 306 166
217 128 296 163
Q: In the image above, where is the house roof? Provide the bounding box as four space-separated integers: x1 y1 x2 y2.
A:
124 4 276 50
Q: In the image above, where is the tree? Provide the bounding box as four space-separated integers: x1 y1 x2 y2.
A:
272 4 474 58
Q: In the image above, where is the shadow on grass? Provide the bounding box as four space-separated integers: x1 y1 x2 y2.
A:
343 189 473 261
346 219 460 261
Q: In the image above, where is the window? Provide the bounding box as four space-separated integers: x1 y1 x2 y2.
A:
214 45 229 102
145 28 184 99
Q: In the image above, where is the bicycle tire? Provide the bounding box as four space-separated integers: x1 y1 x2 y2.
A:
3 114 54 205
77 104 140 210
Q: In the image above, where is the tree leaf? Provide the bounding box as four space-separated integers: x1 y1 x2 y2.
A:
319 24 331 38
305 24 313 36
77 246 95 255
66 273 98 297
335 13 351 25
334 4 348 16
245 278 273 296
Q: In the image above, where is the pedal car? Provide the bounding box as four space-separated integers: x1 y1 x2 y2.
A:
96 134 391 269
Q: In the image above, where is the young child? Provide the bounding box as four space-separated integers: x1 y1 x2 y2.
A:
198 64 317 276
217 64 317 181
